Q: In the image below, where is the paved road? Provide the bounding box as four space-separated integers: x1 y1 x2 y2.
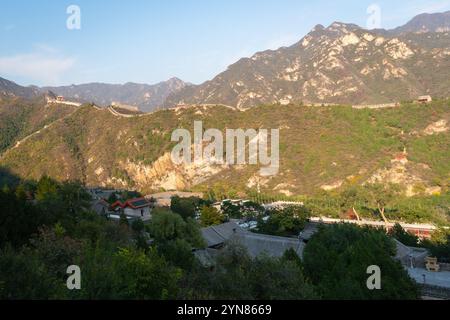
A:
407 267 450 288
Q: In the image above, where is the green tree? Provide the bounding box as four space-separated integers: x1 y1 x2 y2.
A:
14 183 27 200
111 248 182 299
257 206 310 237
131 219 145 233
121 190 141 200
422 229 450 263
282 247 304 268
0 188 48 247
131 219 148 251
389 223 419 247
221 200 242 219
70 243 118 299
30 226 83 278
149 209 186 242
199 205 224 227
59 181 91 214
182 242 317 300
170 196 197 220
107 192 118 204
35 175 59 201
158 239 196 270
362 183 401 224
248 255 317 299
149 209 204 247
1 184 10 194
303 223 419 299
119 213 129 226
183 218 205 248
339 186 364 220
0 245 65 299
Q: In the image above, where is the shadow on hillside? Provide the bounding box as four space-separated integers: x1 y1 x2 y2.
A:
0 167 20 188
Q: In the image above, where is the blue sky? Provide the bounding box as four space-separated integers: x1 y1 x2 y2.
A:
1 0 449 86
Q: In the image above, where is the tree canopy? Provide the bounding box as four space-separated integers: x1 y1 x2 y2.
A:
303 223 419 299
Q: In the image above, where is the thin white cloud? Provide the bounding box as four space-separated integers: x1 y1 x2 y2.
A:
33 43 59 54
0 48 75 85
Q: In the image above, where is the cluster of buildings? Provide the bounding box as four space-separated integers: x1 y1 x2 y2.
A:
90 188 438 242
92 197 154 222
195 219 450 298
88 188 449 298
90 188 154 222
90 190 205 222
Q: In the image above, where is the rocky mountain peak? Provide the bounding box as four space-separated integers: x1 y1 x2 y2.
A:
165 77 188 89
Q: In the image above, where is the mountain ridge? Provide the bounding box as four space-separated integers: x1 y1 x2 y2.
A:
0 77 40 100
165 13 450 108
1 11 449 111
390 10 450 34
42 77 190 112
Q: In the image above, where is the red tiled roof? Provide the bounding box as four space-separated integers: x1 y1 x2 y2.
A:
110 197 151 210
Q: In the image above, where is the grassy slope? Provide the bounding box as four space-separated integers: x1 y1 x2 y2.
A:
0 97 77 153
0 100 448 197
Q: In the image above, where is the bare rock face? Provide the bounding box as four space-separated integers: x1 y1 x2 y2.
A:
424 119 448 135
366 151 442 197
166 14 450 109
321 180 344 191
118 152 229 192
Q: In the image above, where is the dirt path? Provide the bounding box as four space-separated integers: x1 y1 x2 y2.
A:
0 104 86 158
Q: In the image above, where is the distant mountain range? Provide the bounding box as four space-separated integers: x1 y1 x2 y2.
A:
1 11 449 111
42 77 190 112
0 77 39 100
0 77 190 113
